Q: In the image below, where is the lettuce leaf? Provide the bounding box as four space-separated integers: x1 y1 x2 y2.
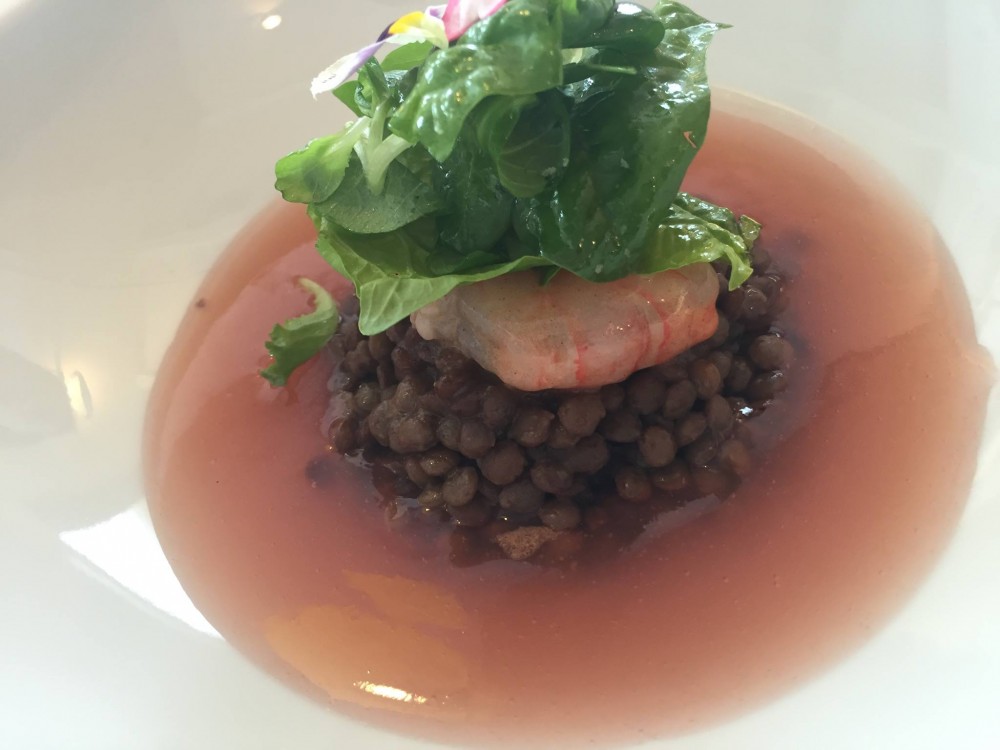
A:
638 193 756 288
314 158 443 234
310 190 757 336
311 210 551 335
274 120 366 204
261 279 340 386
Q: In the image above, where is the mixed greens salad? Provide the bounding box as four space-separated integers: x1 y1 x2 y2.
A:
263 0 758 386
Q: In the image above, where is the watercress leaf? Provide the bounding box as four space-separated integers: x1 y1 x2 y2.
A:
351 66 421 195
274 120 366 204
561 48 641 85
333 80 362 116
739 215 762 247
353 59 412 115
390 0 564 161
435 130 515 253
357 58 390 108
312 212 553 334
492 92 571 199
261 278 340 387
381 41 435 72
573 3 666 53
474 95 537 163
472 93 570 199
561 0 616 47
355 130 417 193
313 157 444 234
516 1 723 280
396 146 442 184
352 82 374 117
341 67 415 143
634 192 754 288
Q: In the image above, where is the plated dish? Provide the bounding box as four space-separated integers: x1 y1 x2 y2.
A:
144 1 991 747
5 1 989 744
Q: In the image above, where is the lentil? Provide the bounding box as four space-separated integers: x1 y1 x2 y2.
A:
511 408 555 448
442 467 479 507
638 426 677 468
319 248 794 559
478 442 526 486
558 394 607 436
420 447 461 478
498 480 545 514
616 467 652 502
600 409 643 443
749 334 794 370
662 380 698 419
675 412 708 447
458 420 495 459
530 461 574 495
539 501 582 531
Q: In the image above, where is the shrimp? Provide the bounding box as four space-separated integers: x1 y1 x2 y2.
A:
411 263 720 391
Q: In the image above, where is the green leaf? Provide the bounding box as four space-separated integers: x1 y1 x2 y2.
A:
357 59 391 109
332 81 362 116
515 1 723 280
390 0 564 161
474 95 536 163
538 266 562 285
313 157 444 234
572 3 666 53
274 121 366 204
381 42 435 72
478 92 571 199
350 59 416 117
311 210 552 335
740 215 762 247
434 130 515 254
634 193 756 288
271 0 752 358
561 0 616 46
261 278 340 387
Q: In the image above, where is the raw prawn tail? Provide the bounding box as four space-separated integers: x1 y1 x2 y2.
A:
411 264 721 392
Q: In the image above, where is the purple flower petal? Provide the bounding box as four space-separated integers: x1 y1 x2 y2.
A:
443 0 509 41
310 39 385 98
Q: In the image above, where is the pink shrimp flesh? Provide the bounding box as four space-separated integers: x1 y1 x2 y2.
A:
411 264 720 391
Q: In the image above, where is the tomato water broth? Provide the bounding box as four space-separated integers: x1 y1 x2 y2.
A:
144 93 992 747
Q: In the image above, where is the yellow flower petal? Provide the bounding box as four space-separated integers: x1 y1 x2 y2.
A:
389 11 427 35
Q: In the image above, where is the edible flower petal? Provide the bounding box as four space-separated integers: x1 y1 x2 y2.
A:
311 40 385 98
383 11 450 48
310 7 449 98
442 0 510 40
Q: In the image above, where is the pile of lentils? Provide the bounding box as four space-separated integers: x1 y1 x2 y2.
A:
324 248 793 557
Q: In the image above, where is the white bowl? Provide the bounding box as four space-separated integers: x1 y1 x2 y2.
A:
2 1 998 748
